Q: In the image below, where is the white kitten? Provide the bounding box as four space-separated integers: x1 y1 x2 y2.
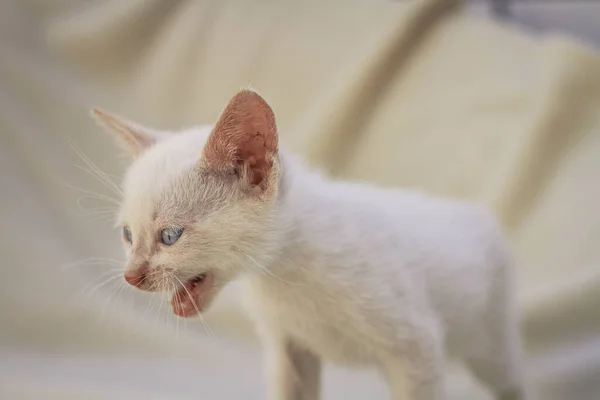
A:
91 90 529 400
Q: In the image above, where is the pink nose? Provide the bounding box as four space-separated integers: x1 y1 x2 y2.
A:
124 264 149 288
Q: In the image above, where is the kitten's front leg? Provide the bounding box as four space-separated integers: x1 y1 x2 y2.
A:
266 337 321 400
383 322 445 400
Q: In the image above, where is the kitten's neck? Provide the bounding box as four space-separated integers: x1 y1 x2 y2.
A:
266 151 336 273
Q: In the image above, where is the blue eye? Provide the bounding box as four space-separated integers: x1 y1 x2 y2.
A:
161 226 184 245
123 226 132 243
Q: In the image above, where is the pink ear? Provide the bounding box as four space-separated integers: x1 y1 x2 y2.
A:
203 90 279 191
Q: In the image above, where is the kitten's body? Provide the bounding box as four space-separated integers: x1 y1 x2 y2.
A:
248 162 510 364
92 90 529 400
248 150 525 400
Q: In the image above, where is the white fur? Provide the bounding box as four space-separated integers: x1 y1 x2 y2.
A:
113 123 529 400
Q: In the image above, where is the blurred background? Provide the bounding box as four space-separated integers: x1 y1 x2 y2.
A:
1 0 600 399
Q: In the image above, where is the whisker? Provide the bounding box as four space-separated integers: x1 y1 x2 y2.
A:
75 191 121 208
77 212 118 225
141 286 157 326
114 279 130 310
57 179 122 208
245 254 294 285
171 274 214 338
73 164 123 198
153 276 167 335
76 211 118 221
170 280 189 338
60 257 122 271
100 275 128 323
78 269 125 302
163 278 173 330
113 279 133 332
75 207 119 217
67 139 124 198
170 281 180 340
197 312 215 338
135 269 167 339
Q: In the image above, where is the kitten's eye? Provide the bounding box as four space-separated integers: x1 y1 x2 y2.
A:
161 226 184 245
123 226 132 243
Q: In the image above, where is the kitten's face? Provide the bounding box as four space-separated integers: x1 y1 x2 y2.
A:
92 90 280 317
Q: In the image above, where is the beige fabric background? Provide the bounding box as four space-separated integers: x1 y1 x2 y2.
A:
1 0 600 399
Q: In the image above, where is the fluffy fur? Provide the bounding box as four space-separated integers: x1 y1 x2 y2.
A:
92 90 529 400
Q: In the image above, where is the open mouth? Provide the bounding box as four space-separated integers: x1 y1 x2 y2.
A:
171 272 213 318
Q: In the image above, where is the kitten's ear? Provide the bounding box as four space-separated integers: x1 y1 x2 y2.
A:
90 108 163 157
203 90 279 194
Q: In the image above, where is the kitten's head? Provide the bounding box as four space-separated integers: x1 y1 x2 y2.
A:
92 90 282 317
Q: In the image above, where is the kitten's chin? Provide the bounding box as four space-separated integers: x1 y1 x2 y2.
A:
171 271 215 318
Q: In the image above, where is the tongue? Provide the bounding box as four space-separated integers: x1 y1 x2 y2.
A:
171 282 201 318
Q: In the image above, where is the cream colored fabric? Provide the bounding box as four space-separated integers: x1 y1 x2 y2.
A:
2 0 600 399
